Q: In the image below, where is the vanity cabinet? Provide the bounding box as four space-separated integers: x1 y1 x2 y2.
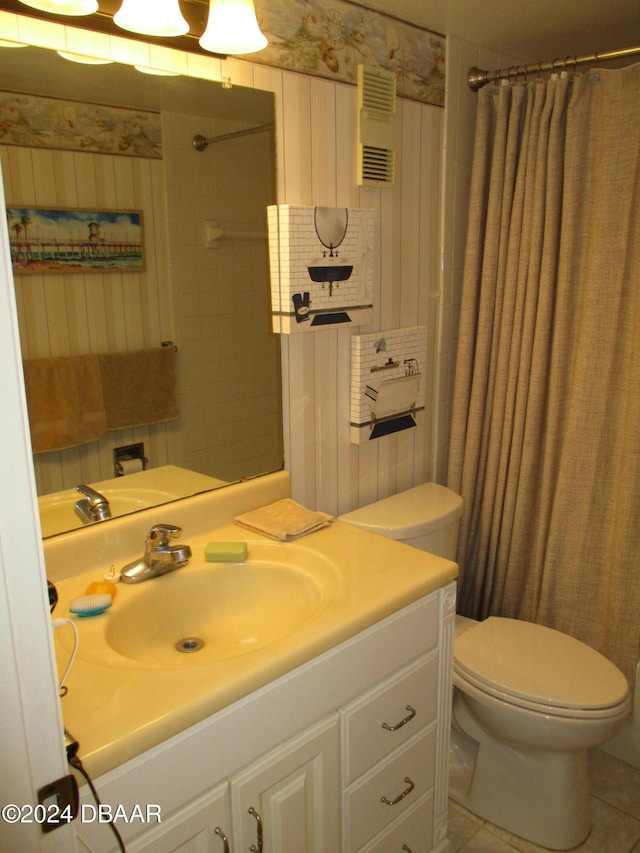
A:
127 717 339 853
73 584 455 853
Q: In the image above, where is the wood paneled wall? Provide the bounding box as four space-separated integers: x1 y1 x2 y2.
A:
1 144 175 494
263 69 444 515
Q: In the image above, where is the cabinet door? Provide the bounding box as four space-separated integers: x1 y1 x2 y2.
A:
127 782 231 853
231 716 340 853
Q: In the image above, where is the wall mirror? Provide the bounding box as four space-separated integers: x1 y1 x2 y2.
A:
0 44 283 538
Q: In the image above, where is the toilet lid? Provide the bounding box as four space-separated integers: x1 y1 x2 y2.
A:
338 482 463 540
454 617 629 712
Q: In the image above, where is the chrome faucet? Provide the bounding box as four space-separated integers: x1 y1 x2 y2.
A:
120 523 192 584
74 485 112 524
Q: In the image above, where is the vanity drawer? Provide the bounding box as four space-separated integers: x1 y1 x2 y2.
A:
342 654 438 785
343 726 436 853
358 791 434 853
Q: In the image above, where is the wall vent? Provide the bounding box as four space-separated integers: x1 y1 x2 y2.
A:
360 145 395 185
357 64 396 187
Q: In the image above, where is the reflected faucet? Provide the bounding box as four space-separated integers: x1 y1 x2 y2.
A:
120 524 192 584
74 485 112 524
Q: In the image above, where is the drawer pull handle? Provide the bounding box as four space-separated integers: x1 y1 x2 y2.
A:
248 806 263 852
381 776 415 806
214 826 230 853
382 704 416 731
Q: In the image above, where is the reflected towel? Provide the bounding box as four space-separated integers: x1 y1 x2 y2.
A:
98 346 178 429
23 355 107 453
234 499 333 541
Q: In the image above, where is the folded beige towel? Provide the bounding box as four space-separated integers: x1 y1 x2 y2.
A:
98 346 178 430
234 499 333 541
23 355 108 453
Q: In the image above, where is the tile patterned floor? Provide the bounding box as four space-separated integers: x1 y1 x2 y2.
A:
447 750 640 852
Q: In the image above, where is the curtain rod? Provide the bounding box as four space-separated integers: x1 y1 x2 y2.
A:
192 123 274 152
467 44 640 91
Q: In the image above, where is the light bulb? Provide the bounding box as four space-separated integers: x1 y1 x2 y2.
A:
57 51 113 64
113 0 189 37
18 0 98 14
135 66 180 76
199 0 267 55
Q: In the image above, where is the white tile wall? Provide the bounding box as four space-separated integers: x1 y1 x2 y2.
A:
162 110 282 483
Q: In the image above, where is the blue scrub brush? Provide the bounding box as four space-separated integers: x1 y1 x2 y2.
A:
69 594 112 617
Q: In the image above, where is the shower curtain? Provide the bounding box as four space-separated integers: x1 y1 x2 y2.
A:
447 65 640 686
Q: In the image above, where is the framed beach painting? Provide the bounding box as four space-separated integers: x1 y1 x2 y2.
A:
6 206 144 274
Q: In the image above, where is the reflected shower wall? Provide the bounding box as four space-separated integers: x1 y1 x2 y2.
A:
162 110 282 483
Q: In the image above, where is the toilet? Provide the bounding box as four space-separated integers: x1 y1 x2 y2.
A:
340 483 631 851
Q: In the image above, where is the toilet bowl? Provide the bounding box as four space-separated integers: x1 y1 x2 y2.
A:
340 483 631 850
451 615 630 849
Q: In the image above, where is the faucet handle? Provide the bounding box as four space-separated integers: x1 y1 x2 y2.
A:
147 523 182 548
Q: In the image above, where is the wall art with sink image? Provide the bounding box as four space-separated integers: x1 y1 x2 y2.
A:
267 204 374 333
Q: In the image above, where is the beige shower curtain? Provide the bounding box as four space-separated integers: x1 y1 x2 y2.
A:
447 65 640 686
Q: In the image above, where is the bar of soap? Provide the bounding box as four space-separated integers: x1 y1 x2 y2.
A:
205 541 248 562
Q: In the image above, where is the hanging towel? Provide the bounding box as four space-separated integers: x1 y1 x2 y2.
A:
23 355 108 453
234 498 333 541
98 346 179 429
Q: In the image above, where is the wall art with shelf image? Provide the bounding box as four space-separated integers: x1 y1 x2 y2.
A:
6 206 144 274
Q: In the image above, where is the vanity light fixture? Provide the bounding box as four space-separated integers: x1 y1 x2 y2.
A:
18 0 97 14
113 0 189 37
199 0 267 55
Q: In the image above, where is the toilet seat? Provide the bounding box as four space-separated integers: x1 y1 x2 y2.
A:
454 617 629 719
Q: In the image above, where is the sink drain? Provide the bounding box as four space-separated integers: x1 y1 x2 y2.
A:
175 637 205 654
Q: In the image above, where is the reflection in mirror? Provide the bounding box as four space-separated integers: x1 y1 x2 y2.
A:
0 45 283 537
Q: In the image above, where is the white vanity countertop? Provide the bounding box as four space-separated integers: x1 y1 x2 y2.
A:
53 520 456 779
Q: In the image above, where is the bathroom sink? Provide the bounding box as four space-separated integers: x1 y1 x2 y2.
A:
104 556 337 667
307 263 353 283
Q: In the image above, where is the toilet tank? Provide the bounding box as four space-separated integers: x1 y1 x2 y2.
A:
338 482 463 560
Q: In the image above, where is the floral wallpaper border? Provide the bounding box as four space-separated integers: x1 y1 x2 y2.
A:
0 91 162 158
254 0 445 107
